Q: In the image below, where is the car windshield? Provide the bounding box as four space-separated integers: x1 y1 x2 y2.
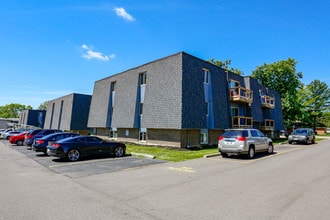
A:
293 129 308 135
222 130 247 137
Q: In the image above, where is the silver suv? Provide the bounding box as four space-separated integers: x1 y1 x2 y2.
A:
218 129 273 159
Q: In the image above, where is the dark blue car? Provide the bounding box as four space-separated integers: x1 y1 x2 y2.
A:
25 129 62 147
47 136 126 161
33 132 80 154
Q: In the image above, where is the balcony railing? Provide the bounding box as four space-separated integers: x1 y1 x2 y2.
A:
261 95 275 108
259 119 274 131
232 116 253 128
230 87 253 104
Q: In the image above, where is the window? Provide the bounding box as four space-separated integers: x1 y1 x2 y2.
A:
205 102 209 116
229 80 240 88
230 107 239 116
110 130 118 139
110 81 116 92
203 69 210 83
250 130 259 137
139 103 143 115
139 132 147 141
139 72 147 85
200 129 209 144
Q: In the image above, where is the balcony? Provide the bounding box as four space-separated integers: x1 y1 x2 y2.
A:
261 95 275 109
230 87 253 104
232 116 253 128
259 119 274 131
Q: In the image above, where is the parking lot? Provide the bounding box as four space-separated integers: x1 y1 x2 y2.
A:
1 140 166 178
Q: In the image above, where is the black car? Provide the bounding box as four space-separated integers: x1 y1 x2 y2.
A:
32 132 80 155
25 129 62 147
47 136 126 161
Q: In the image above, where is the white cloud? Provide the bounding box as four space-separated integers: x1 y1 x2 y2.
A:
114 7 135 21
81 44 115 61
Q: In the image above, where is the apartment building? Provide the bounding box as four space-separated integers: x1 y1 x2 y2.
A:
18 110 46 128
44 93 92 134
88 52 284 147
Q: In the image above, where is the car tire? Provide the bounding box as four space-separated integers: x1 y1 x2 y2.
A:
16 140 23 146
288 141 292 144
114 146 125 157
221 153 228 158
67 149 80 161
267 144 274 154
247 147 255 159
312 138 315 144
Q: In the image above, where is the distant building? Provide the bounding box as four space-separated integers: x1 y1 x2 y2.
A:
19 110 46 128
0 118 19 130
44 93 92 134
87 51 284 148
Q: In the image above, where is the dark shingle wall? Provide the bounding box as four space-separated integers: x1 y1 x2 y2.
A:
182 53 230 129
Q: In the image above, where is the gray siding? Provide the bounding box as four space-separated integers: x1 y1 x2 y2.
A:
141 53 183 129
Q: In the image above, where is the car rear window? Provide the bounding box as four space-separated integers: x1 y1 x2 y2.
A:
222 130 248 137
30 130 42 135
293 129 307 135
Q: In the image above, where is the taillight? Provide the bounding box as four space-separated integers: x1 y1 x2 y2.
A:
52 143 60 148
218 136 224 141
37 140 45 145
236 136 247 141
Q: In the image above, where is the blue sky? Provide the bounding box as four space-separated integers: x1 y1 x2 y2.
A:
1 0 329 109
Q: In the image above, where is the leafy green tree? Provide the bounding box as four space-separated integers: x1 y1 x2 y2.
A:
38 102 48 110
208 58 244 75
299 80 330 128
251 58 304 127
0 103 32 118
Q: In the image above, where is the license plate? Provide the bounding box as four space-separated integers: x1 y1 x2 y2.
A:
224 141 234 145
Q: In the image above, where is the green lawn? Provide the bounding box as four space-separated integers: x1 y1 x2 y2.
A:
127 137 324 162
127 139 288 162
127 144 219 162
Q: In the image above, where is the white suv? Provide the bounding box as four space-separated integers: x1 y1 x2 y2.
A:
218 129 273 159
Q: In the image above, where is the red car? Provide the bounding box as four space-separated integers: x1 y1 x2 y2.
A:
9 131 28 146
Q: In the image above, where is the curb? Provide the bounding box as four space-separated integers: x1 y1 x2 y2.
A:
203 153 220 158
131 152 156 159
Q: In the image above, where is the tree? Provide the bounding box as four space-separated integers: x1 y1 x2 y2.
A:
299 80 330 128
208 58 244 75
38 102 48 110
0 103 33 118
251 58 304 127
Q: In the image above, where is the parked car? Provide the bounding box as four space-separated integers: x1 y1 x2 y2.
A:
0 128 13 139
2 131 21 140
288 128 315 144
47 136 126 161
24 129 42 147
9 131 28 146
32 132 80 155
218 129 273 159
25 129 62 147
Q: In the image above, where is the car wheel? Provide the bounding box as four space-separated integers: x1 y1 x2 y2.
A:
114 146 125 157
67 149 80 161
16 140 23 146
288 141 292 144
221 153 228 158
267 144 274 154
312 138 315 144
247 147 255 159
6 136 10 140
